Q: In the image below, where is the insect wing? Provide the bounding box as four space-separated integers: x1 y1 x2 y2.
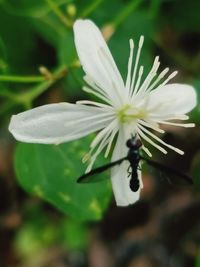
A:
140 156 193 186
77 157 128 184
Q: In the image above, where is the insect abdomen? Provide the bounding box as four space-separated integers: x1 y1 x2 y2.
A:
129 171 140 192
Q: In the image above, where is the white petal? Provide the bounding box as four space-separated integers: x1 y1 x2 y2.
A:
9 103 114 144
73 19 125 107
147 83 197 118
111 127 141 206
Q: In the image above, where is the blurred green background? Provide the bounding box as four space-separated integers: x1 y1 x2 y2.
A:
0 0 200 266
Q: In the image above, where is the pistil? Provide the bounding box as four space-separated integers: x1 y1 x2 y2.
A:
117 104 147 123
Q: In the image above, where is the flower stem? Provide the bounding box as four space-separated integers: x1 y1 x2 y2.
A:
45 0 72 28
0 75 45 83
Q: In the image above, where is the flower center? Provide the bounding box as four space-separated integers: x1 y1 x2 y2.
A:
117 104 147 123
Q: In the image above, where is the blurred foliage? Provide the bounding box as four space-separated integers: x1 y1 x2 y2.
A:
192 152 200 192
0 0 200 266
196 250 200 267
14 204 88 256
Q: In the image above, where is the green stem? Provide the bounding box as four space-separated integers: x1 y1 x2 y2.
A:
0 65 68 109
80 0 104 18
0 75 45 83
45 0 72 28
113 0 143 28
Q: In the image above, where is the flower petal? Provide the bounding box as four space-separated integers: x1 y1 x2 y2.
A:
9 102 114 144
147 83 197 118
73 19 125 107
111 127 141 206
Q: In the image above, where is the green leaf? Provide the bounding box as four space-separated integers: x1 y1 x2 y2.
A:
15 136 112 221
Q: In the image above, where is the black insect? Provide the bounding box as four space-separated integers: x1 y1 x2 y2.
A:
77 136 193 191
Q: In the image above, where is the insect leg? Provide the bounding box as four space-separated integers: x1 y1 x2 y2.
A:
127 165 132 177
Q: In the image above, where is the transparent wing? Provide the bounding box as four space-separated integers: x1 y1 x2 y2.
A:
141 156 193 186
77 157 128 183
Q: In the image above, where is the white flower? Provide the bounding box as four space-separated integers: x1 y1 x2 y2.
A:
9 19 197 206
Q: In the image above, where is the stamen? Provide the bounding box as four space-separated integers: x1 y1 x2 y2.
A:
84 75 120 108
76 100 113 110
157 120 195 128
84 75 110 98
134 66 144 95
150 114 189 121
133 56 160 99
125 39 134 90
142 145 152 157
138 124 184 155
137 127 168 154
130 36 144 95
156 70 178 90
104 125 118 158
138 119 165 133
86 127 112 172
147 67 169 91
174 115 189 120
83 86 113 105
82 152 91 163
178 115 189 120
90 120 116 149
